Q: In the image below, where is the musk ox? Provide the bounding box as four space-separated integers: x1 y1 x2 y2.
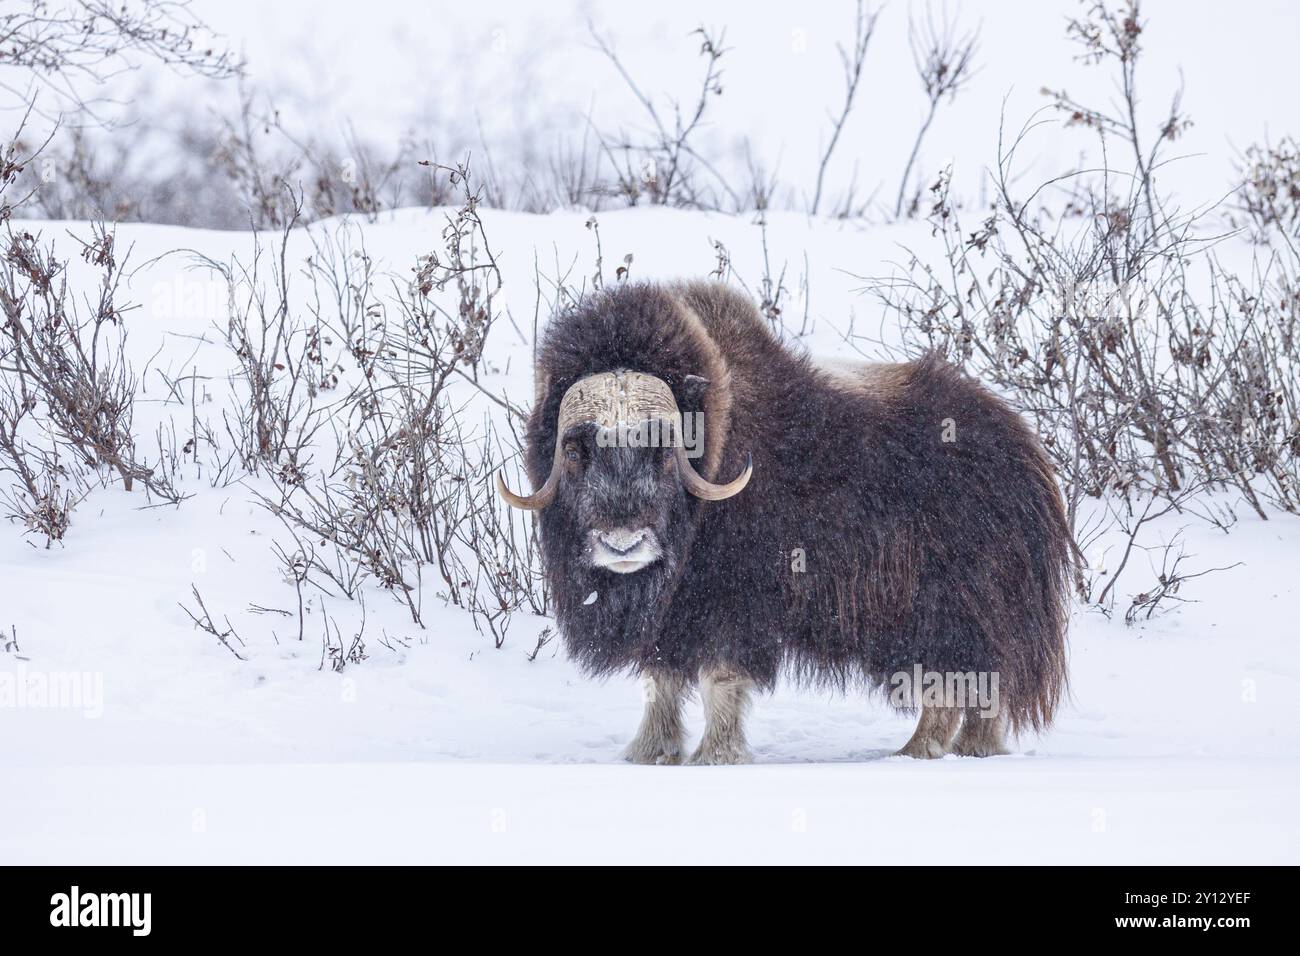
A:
498 281 1073 764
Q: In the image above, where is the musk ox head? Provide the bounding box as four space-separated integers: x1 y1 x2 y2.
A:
497 369 751 575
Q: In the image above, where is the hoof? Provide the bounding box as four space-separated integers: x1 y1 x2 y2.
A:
951 713 1010 757
623 738 684 765
950 738 1011 758
894 737 950 759
686 742 751 765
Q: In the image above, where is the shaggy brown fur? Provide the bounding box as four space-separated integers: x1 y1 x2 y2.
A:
522 280 1074 750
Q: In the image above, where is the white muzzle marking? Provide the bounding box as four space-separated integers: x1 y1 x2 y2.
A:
590 528 662 574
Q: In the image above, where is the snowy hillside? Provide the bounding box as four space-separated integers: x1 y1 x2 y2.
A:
1 206 1297 865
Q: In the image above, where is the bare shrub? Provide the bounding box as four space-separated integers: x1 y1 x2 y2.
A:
0 123 89 543
1194 254 1300 514
211 85 413 229
0 5 982 227
195 188 342 479
1230 137 1300 245
894 3 980 219
235 164 546 643
0 395 84 546
30 124 143 221
809 1 880 217
0 0 238 117
1043 0 1191 240
0 105 49 224
589 23 740 210
11 106 248 228
319 597 367 672
407 161 508 385
0 221 184 519
868 147 1282 612
1121 535 1241 625
179 585 247 661
864 1 1295 617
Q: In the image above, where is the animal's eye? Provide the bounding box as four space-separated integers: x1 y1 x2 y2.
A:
565 446 580 463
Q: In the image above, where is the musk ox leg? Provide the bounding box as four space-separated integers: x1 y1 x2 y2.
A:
687 667 753 765
951 707 1011 757
624 671 688 765
895 704 961 759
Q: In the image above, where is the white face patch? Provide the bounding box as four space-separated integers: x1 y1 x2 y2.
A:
588 527 663 574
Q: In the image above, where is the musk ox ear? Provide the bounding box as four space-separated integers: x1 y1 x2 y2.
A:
681 374 710 406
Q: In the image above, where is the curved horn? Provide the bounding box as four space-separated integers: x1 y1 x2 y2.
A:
676 445 752 501
496 373 607 510
496 457 559 511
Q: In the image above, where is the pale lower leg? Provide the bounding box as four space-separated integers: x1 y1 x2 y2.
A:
624 670 688 765
896 703 961 758
687 667 753 765
951 706 1010 757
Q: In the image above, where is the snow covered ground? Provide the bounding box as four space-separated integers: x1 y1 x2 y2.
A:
1 207 1297 864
